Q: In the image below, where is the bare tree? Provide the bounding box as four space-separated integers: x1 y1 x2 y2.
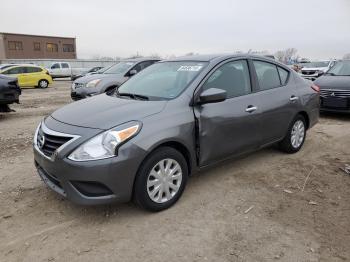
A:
149 53 162 59
274 48 298 64
343 53 350 59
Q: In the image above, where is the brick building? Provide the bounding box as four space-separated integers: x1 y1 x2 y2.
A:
0 32 77 59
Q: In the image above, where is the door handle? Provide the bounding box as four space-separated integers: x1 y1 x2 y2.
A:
245 105 257 113
290 96 299 101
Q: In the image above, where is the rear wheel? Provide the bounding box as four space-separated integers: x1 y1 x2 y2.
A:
134 147 188 212
38 79 49 89
279 115 306 153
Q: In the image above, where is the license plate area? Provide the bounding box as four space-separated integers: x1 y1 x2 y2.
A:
322 97 348 108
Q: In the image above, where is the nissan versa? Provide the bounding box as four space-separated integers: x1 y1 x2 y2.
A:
33 54 320 211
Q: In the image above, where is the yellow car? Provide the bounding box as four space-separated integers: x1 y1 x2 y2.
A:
0 65 53 88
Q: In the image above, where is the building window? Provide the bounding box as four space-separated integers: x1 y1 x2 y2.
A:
63 44 74 52
46 43 58 52
34 42 41 51
8 41 23 50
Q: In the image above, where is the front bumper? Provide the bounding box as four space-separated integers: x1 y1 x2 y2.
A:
320 96 350 113
71 83 100 100
33 119 146 205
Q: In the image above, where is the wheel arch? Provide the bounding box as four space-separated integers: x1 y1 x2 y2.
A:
131 139 194 200
297 111 310 129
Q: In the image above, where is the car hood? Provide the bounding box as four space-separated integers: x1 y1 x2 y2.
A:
301 67 328 72
74 73 124 84
51 93 167 130
314 75 350 90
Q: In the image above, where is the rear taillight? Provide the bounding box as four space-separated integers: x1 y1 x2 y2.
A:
311 84 320 93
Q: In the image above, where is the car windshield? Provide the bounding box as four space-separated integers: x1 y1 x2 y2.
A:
303 61 329 68
327 61 350 76
103 62 135 74
117 61 208 100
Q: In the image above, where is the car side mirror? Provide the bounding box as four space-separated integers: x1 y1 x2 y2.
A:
128 69 137 76
198 88 227 104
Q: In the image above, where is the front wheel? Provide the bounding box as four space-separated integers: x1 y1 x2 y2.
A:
134 147 188 212
279 115 306 153
38 79 49 89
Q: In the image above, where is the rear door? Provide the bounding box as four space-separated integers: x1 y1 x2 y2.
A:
195 59 262 166
61 63 71 77
251 59 301 145
25 66 43 86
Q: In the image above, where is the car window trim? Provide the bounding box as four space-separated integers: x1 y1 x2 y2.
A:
193 57 254 102
126 60 158 76
251 59 291 92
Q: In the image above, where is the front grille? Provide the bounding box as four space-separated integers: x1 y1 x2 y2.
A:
37 126 73 158
302 70 316 75
74 83 85 89
320 89 350 98
71 92 84 100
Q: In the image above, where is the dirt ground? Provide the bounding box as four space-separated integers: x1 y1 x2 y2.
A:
0 81 349 262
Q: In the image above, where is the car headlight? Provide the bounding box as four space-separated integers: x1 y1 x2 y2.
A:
68 121 141 161
86 79 101 88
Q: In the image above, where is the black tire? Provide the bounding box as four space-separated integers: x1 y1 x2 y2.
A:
38 79 49 89
279 114 306 154
134 147 188 212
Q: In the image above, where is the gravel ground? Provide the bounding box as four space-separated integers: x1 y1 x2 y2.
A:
0 81 349 262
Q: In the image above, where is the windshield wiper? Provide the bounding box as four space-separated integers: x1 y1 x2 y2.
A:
117 92 149 100
325 72 336 76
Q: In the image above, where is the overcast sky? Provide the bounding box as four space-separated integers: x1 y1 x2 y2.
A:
1 0 349 59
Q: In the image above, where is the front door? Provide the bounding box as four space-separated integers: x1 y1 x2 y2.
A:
194 59 261 166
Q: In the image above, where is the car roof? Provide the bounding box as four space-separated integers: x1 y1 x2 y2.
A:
2 64 44 70
164 53 279 62
122 57 160 62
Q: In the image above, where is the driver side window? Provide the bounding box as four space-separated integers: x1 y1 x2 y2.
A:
202 60 252 98
51 63 60 69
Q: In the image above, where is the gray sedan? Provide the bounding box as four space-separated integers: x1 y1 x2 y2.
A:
34 54 319 211
71 58 159 100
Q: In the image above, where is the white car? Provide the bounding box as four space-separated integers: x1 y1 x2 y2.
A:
300 60 336 81
47 62 86 79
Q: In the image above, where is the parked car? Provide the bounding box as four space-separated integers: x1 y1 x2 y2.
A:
70 58 159 100
0 74 21 112
314 60 350 113
300 60 336 81
33 54 319 211
48 62 86 79
71 66 104 81
0 64 19 71
0 65 53 88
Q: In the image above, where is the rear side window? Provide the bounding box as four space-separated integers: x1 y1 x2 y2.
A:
26 67 42 73
253 61 281 90
61 63 69 69
278 67 289 85
4 67 26 74
202 60 251 98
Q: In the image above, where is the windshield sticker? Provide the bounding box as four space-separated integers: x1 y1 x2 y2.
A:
177 65 203 72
